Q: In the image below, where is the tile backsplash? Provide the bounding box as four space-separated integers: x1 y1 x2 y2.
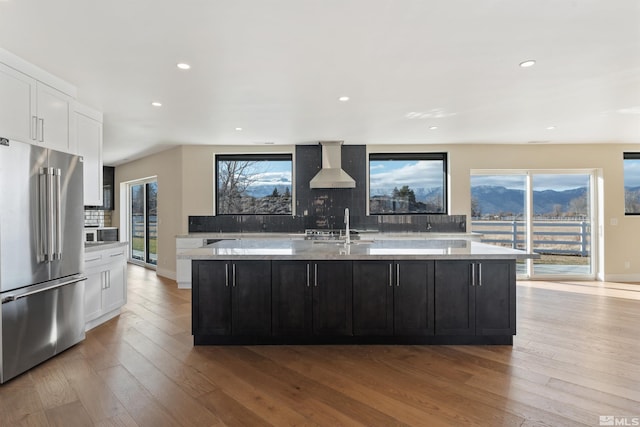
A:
84 209 112 227
189 144 466 234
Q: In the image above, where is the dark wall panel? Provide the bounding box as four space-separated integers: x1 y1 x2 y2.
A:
189 144 466 233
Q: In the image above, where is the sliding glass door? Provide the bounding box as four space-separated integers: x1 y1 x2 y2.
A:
471 170 596 279
129 178 158 267
531 173 592 276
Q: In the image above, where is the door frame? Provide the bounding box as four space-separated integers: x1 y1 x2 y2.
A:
123 176 158 269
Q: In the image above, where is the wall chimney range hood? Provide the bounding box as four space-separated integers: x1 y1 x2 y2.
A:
309 141 356 189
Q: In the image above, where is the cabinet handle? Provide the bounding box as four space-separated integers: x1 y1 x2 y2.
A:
396 263 400 287
31 116 38 140
306 264 310 287
478 263 482 287
314 264 318 287
38 118 44 142
107 270 110 289
110 252 124 257
232 264 236 287
225 264 229 287
389 264 393 287
470 263 476 286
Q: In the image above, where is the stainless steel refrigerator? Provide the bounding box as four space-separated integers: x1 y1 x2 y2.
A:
0 137 86 384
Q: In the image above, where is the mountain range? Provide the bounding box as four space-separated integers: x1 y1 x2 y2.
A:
471 185 589 216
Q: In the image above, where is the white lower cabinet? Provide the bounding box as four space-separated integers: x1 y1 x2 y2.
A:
84 245 128 331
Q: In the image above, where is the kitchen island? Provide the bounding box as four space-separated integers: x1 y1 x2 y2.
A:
180 239 536 345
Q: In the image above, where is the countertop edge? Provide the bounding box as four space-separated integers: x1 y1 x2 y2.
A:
84 241 129 253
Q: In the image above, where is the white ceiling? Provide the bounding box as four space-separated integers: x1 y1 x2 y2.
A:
1 0 639 165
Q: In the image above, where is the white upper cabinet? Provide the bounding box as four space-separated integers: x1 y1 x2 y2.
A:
35 82 72 152
72 103 103 206
0 48 76 152
0 62 36 142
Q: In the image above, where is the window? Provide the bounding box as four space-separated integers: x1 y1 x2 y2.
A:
624 153 640 215
215 154 292 215
369 153 447 214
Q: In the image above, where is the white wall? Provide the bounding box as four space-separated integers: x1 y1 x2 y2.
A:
113 143 640 282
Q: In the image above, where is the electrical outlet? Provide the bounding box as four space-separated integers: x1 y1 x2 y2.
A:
624 261 630 269
610 217 618 226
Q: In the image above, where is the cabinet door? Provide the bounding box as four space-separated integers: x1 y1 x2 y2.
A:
353 261 393 336
103 259 127 313
74 109 103 205
0 63 36 142
36 82 70 152
394 261 434 336
84 267 104 323
231 261 271 336
312 261 352 336
475 261 515 335
434 260 475 335
192 261 231 336
272 261 312 336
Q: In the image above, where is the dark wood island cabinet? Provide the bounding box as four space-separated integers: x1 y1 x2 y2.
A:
192 260 271 343
187 238 533 345
352 261 434 336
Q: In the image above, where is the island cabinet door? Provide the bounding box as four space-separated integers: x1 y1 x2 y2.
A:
353 261 394 336
312 261 353 336
231 260 272 336
434 260 476 336
272 261 313 336
394 261 435 336
192 260 231 336
475 260 515 336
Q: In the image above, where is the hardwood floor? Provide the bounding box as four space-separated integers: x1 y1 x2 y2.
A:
1 265 639 426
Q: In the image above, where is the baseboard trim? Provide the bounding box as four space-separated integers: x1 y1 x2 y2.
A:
604 273 640 283
156 268 176 281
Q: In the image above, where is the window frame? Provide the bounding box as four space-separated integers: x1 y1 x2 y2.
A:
215 153 293 216
368 152 448 215
623 152 640 215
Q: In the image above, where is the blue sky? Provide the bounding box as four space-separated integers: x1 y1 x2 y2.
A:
222 160 292 189
370 160 444 192
471 174 591 191
624 159 640 187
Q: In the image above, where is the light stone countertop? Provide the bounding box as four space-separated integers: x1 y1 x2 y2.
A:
176 231 482 240
84 241 128 253
178 239 536 261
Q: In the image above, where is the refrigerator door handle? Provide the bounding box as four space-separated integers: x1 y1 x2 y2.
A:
39 169 47 262
54 168 62 260
47 167 55 261
1 276 87 303
39 167 56 262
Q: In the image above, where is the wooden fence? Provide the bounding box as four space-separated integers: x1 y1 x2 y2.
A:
471 220 590 256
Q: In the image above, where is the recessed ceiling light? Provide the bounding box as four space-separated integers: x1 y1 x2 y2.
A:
177 63 191 70
235 127 243 131
338 96 350 102
429 126 438 130
546 126 556 130
519 60 536 68
151 102 162 107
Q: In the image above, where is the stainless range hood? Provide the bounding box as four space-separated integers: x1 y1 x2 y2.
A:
309 141 356 189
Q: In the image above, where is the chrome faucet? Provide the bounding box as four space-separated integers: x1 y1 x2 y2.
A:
344 207 351 245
